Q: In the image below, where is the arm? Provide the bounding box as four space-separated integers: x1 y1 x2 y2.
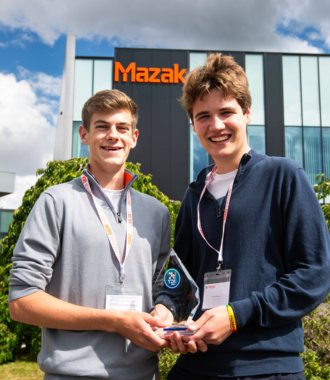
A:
166 305 231 354
9 291 168 352
233 167 330 330
9 191 169 352
152 208 178 323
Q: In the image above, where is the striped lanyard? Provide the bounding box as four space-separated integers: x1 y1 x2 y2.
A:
197 166 233 271
81 174 133 284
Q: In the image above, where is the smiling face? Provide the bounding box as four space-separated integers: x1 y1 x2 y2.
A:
79 109 139 188
192 89 251 173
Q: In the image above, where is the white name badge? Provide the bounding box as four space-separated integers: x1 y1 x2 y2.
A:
106 294 143 312
202 269 232 310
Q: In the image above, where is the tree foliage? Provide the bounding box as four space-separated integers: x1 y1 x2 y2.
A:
302 296 330 380
314 173 330 231
303 174 330 380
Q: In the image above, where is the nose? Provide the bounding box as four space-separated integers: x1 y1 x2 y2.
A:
106 125 119 140
211 116 225 130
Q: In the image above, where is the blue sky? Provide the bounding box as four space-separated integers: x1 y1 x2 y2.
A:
0 30 118 76
0 0 330 209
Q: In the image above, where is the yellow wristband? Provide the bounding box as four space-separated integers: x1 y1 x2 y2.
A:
226 304 237 333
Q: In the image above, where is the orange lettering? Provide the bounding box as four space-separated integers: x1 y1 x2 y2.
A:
149 68 161 83
173 64 186 84
114 61 136 82
136 67 149 82
113 61 186 84
161 68 173 83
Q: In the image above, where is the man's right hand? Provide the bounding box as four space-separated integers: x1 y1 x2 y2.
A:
111 310 170 352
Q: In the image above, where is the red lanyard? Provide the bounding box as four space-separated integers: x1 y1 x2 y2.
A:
81 174 133 284
197 166 233 271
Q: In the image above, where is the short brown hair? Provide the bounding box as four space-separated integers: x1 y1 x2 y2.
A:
81 89 139 131
180 53 251 120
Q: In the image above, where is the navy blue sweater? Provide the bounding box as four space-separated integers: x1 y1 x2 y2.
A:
173 151 330 376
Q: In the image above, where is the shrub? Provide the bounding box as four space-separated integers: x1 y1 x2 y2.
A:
302 298 330 380
302 174 330 380
314 174 330 231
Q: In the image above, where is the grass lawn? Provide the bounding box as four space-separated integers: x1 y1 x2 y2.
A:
0 361 43 380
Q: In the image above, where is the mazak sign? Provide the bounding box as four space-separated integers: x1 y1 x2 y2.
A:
114 61 186 84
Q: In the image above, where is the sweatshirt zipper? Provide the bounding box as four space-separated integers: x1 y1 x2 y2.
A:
83 167 137 224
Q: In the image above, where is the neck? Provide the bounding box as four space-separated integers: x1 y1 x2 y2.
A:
213 147 250 174
214 163 238 175
213 157 240 174
88 164 125 190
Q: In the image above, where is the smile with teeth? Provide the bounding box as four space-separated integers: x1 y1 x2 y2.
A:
209 134 231 142
102 146 122 151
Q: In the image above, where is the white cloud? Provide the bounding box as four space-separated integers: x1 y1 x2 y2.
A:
0 0 329 52
0 72 59 209
17 67 61 125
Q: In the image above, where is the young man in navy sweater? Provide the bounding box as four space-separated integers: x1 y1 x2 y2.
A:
167 53 330 380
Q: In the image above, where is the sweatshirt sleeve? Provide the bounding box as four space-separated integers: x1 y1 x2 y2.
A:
232 166 330 329
153 191 195 319
9 191 61 301
173 190 194 272
153 208 171 280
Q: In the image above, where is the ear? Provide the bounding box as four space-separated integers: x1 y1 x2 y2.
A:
130 128 139 149
245 107 252 124
79 125 89 145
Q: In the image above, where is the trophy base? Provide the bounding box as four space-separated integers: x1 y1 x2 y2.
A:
163 324 197 336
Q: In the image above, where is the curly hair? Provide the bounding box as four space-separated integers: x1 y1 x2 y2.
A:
180 53 251 120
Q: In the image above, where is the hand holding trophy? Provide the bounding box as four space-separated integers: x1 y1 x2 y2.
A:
152 249 200 336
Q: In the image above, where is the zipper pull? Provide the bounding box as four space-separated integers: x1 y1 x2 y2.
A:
117 212 122 223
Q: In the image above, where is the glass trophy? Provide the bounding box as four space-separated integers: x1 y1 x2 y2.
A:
152 249 200 334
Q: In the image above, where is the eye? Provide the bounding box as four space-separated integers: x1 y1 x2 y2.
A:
95 124 108 130
221 109 235 117
117 124 131 132
195 114 209 122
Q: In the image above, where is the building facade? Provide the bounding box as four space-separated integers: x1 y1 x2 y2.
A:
55 38 330 201
0 170 15 243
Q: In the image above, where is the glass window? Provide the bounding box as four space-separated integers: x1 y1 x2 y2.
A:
301 57 320 127
189 52 208 181
282 56 302 126
93 59 113 93
189 52 207 70
303 127 322 184
72 121 89 158
245 55 265 125
190 131 210 180
285 126 303 167
319 57 330 127
73 59 93 121
0 209 13 240
248 125 265 154
322 127 330 177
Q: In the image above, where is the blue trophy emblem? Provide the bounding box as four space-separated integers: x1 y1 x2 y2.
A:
164 268 181 289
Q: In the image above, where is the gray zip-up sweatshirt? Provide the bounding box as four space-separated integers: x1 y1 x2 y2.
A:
9 168 170 379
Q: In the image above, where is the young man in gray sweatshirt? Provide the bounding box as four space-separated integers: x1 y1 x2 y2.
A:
9 89 173 380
